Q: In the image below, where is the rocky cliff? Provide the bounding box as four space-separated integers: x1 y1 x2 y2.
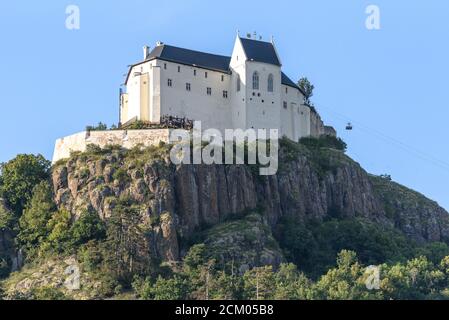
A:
49 141 449 269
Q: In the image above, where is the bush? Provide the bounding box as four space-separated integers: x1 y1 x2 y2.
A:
71 210 106 246
112 168 131 184
30 287 67 300
300 135 347 152
86 122 108 131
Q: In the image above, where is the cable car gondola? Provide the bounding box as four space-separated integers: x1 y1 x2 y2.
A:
346 122 353 131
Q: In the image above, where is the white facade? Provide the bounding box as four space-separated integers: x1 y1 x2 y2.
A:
121 36 315 141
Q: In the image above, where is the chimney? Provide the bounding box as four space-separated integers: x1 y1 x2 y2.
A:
143 45 150 60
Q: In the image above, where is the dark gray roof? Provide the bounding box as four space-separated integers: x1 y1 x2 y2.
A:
239 37 281 66
281 72 300 90
131 42 301 92
147 44 231 73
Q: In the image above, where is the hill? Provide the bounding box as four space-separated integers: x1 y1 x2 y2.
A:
1 137 449 300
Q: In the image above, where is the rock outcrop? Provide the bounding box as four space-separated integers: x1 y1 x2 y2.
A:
49 142 449 268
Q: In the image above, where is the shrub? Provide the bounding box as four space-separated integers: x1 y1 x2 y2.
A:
300 135 347 152
71 210 106 246
86 122 108 131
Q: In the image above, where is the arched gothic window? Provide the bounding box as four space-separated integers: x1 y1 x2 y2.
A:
267 74 274 92
252 71 259 90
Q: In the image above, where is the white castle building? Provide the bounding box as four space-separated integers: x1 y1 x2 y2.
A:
52 35 335 163
120 35 335 140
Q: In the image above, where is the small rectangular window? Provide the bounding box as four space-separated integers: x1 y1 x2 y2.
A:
167 79 172 87
283 101 287 109
205 72 208 78
221 75 224 82
194 70 197 76
285 87 288 94
186 83 191 91
178 66 181 73
223 91 228 98
164 63 167 70
207 87 212 95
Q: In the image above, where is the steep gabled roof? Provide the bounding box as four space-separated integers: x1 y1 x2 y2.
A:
281 72 302 91
239 37 281 66
126 42 302 94
147 44 231 73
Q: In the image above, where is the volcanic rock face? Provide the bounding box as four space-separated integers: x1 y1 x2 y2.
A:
50 144 449 268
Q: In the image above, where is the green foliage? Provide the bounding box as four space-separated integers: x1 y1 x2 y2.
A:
30 286 67 300
273 263 313 300
277 217 417 278
0 154 50 216
298 77 314 106
18 181 56 255
183 244 208 271
0 202 15 231
102 197 152 284
243 266 275 300
0 257 10 279
125 120 153 130
19 183 106 259
112 168 131 184
132 275 190 300
71 210 106 246
151 276 189 300
86 122 108 131
300 135 347 152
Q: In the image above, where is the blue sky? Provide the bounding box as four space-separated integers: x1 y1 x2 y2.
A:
0 1 448 210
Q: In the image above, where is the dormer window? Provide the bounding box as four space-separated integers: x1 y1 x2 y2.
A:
268 74 274 92
252 71 259 90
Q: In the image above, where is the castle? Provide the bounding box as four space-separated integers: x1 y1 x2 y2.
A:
53 35 335 163
120 35 335 139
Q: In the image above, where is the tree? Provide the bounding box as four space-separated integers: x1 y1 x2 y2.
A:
151 275 188 300
298 77 315 106
208 271 243 300
103 197 152 283
0 154 50 216
313 250 371 300
273 263 313 300
243 266 275 300
0 199 14 231
18 181 56 255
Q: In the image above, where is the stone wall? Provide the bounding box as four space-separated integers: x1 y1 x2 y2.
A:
310 108 336 138
52 129 171 164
